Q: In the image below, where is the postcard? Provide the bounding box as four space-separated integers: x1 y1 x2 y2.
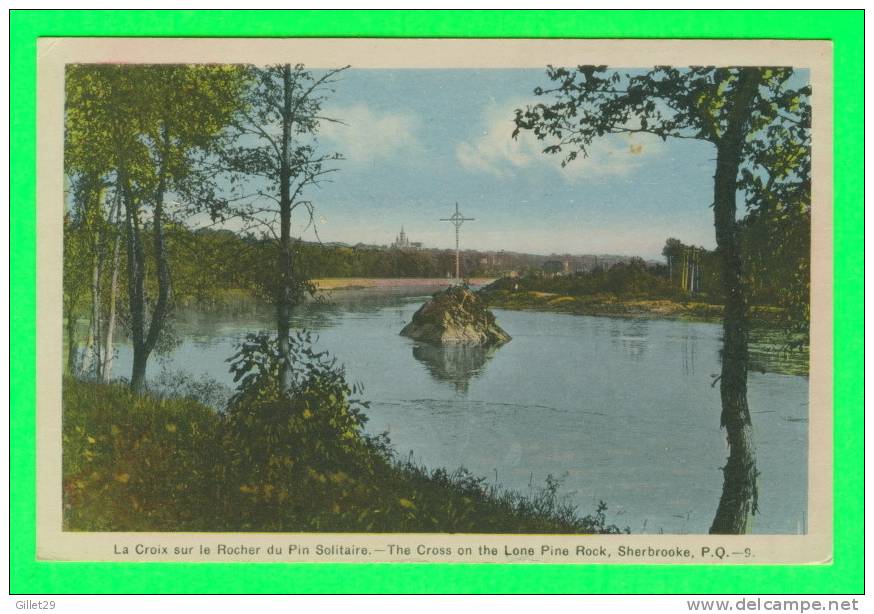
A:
37 37 832 563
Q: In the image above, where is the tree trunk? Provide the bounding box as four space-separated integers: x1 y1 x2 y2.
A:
123 123 173 394
709 68 762 535
78 175 103 377
102 192 123 382
120 162 148 393
80 298 95 376
65 308 78 374
88 227 103 377
142 123 173 364
130 346 149 392
276 63 294 393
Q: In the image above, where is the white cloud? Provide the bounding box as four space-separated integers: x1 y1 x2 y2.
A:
455 101 664 182
320 104 423 164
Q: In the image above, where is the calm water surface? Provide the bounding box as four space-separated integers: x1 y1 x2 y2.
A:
115 285 808 534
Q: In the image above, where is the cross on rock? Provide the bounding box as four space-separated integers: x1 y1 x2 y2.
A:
440 202 474 281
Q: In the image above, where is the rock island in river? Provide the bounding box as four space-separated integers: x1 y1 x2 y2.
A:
400 285 511 345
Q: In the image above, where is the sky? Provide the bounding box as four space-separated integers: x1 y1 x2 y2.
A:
289 68 720 261
64 67 810 262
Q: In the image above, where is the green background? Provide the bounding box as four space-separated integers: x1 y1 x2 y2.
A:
10 10 864 594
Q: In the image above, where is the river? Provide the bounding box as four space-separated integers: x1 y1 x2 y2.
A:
113 283 809 535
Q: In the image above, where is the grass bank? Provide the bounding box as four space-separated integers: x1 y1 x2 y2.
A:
480 288 731 322
63 377 625 534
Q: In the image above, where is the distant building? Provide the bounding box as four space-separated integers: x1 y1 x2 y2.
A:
391 227 421 250
542 260 564 275
574 254 600 273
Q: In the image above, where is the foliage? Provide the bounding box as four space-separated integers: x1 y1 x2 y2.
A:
486 259 677 300
664 231 809 346
514 66 808 158
739 201 811 348
65 64 246 199
62 377 224 531
144 223 575 296
151 366 233 411
513 66 812 345
64 64 247 388
218 331 378 529
166 228 464 292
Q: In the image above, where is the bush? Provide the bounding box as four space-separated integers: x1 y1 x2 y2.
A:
220 331 382 530
152 366 232 410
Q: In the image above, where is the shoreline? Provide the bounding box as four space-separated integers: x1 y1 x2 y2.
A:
480 289 786 325
480 289 726 323
314 277 497 291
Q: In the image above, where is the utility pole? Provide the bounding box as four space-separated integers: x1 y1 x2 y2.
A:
440 202 474 281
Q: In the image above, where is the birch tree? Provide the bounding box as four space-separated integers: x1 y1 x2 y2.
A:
65 64 245 391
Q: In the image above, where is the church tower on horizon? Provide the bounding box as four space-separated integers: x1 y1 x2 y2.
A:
391 226 421 250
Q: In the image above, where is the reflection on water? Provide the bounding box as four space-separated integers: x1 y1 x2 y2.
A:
749 327 809 376
609 319 650 360
412 343 497 393
683 333 698 376
111 285 809 535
